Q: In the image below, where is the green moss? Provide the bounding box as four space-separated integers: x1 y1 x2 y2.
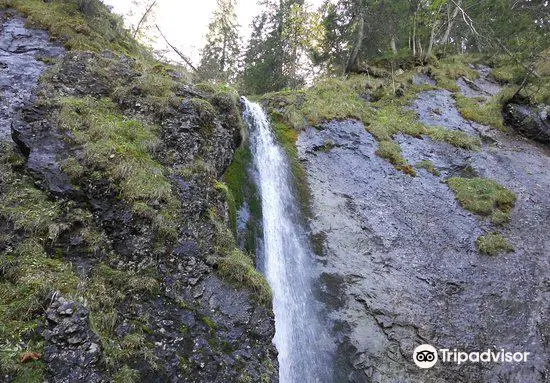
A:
262 73 480 176
368 103 426 141
215 181 237 237
112 70 181 117
57 96 181 243
426 126 482 150
376 141 416 176
208 205 271 306
476 233 514 255
86 264 160 372
201 315 217 330
113 365 140 383
455 94 506 131
271 121 312 210
0 240 79 375
492 65 525 84
217 249 272 307
10 360 45 383
222 146 253 210
0 0 138 53
428 55 480 91
415 160 440 176
447 177 516 224
179 356 191 373
189 97 217 133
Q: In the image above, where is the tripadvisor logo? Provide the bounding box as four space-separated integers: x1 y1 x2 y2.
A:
413 344 438 368
413 344 530 369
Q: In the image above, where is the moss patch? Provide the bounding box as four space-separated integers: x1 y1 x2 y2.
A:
57 96 181 243
477 233 514 255
86 263 160 372
428 55 480 91
447 177 516 224
209 206 271 307
262 70 481 176
455 94 506 131
426 126 481 150
375 140 416 176
222 146 253 210
217 249 272 307
215 181 237 237
0 146 78 379
1 0 138 53
415 159 440 176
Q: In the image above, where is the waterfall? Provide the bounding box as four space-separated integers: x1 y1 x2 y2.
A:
242 98 332 383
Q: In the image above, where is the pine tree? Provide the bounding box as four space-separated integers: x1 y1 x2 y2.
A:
242 0 322 93
198 0 241 83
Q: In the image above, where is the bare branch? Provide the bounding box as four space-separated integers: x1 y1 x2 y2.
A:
155 25 198 73
133 0 157 39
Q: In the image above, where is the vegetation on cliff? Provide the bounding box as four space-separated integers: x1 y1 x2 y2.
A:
0 1 275 382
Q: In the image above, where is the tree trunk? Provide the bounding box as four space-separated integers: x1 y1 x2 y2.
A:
155 25 198 72
133 0 157 39
442 1 461 46
412 10 417 56
390 35 397 54
345 10 365 74
221 32 227 73
426 10 440 58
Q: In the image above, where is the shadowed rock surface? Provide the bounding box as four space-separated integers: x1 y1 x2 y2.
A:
0 10 277 383
42 295 104 383
504 103 550 144
298 70 550 382
0 11 63 139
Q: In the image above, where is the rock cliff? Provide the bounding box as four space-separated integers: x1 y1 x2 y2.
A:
0 5 276 383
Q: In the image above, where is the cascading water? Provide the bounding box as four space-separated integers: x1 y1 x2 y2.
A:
242 98 332 383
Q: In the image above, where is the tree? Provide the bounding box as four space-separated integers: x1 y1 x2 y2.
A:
198 0 242 83
242 0 323 93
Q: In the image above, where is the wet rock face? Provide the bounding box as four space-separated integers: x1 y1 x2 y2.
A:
299 73 550 381
0 10 64 139
504 103 550 144
43 295 104 383
0 10 277 383
456 65 501 100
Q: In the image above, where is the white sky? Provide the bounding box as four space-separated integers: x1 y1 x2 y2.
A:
104 0 324 65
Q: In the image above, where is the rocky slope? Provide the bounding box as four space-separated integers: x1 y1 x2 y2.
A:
260 58 550 382
297 68 550 382
0 4 276 383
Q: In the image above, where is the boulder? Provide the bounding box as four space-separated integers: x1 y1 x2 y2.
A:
504 103 550 144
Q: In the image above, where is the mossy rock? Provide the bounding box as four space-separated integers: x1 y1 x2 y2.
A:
447 177 516 224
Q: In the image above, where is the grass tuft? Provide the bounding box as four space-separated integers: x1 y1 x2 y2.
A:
57 96 181 243
477 233 514 255
415 159 440 176
1 0 138 53
217 249 272 306
447 177 516 224
426 126 482 150
455 94 506 131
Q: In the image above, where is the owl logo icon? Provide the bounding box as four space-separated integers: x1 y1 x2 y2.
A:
413 344 438 368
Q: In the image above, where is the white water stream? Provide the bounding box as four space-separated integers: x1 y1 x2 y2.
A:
242 98 331 383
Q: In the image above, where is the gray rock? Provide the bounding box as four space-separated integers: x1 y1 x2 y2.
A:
0 11 64 140
504 103 550 144
42 295 105 383
298 88 550 381
412 73 436 86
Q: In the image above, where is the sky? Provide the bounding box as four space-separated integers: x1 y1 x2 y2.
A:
103 0 324 65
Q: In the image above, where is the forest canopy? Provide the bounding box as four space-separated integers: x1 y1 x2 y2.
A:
195 0 549 95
